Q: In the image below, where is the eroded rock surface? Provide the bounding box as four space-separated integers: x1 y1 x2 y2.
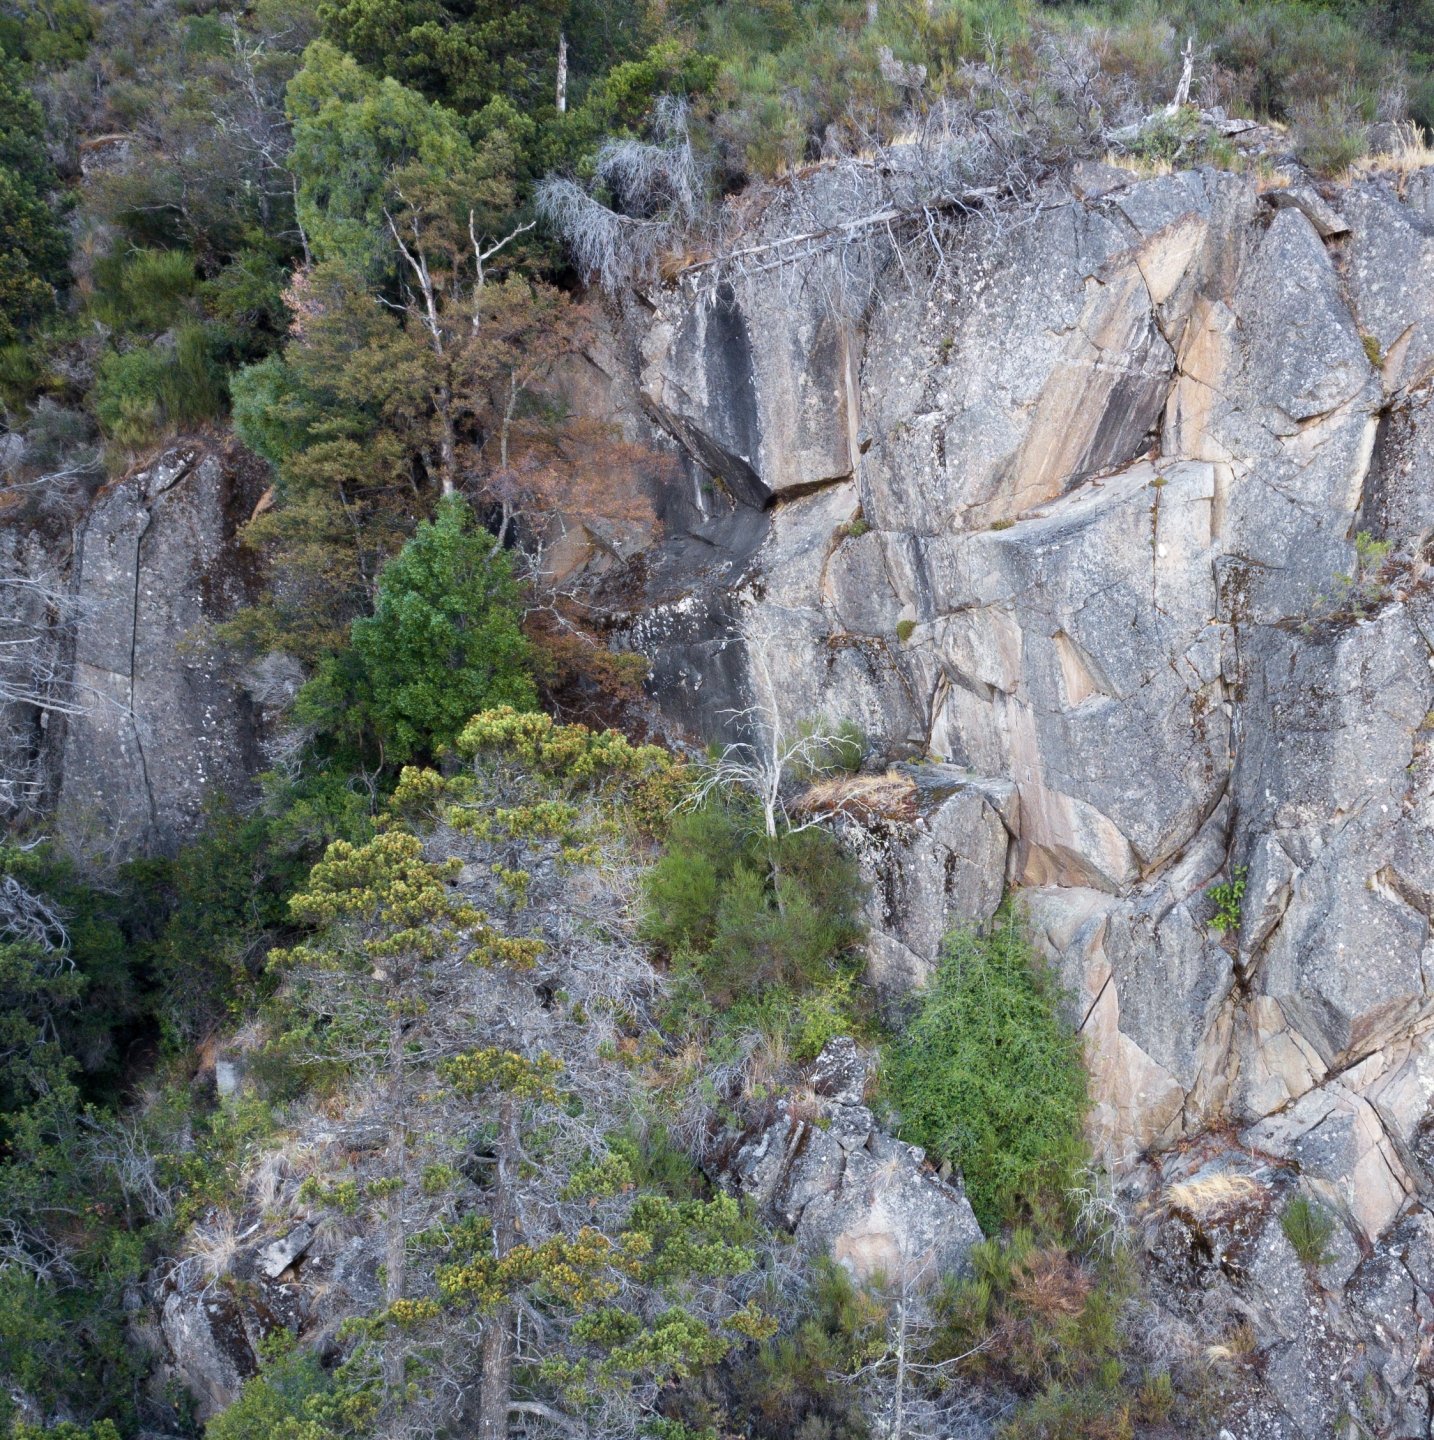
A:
55 442 270 857
562 162 1434 1432
711 1038 984 1284
25 156 1434 1437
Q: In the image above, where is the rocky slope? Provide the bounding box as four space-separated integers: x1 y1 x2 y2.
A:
13 153 1434 1435
573 155 1434 1434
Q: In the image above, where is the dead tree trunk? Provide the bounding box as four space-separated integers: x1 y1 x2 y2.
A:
477 1094 520 1440
556 32 568 114
383 1010 408 1390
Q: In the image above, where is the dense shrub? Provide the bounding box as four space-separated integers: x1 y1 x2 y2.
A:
679 1258 881 1440
885 907 1087 1231
0 770 384 1428
1292 94 1372 173
644 804 865 1012
0 55 70 347
296 496 537 763
87 247 199 334
205 1342 376 1440
90 325 228 445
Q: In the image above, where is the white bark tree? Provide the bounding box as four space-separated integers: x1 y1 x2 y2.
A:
682 639 863 839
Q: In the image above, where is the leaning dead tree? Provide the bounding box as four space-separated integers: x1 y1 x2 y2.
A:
536 42 1135 303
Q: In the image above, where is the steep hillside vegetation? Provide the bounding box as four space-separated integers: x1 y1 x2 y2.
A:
4 0 1434 1436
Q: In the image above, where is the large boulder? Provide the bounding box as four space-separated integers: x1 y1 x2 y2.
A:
713 1038 983 1285
158 1255 304 1421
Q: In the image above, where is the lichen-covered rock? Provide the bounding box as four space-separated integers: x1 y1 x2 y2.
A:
34 155 1434 1440
55 441 269 857
158 1255 304 1421
713 1039 983 1284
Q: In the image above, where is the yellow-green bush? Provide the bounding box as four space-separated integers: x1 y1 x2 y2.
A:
884 907 1087 1230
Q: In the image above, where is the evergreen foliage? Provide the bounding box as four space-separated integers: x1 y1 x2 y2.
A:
885 907 1088 1231
1280 1193 1338 1264
2 0 1433 1429
245 725 772 1435
643 802 868 1049
0 54 68 346
296 496 536 762
203 1341 376 1440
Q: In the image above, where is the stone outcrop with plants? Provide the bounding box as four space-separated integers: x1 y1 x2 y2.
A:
545 144 1434 1436
12 0 1434 1433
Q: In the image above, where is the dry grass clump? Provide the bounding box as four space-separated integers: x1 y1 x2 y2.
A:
793 771 919 823
1163 1171 1264 1221
1354 120 1434 175
187 1211 241 1278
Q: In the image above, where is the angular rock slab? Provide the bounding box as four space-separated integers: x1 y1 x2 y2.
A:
917 459 1228 891
818 764 1013 1001
715 1039 982 1284
57 444 265 857
159 1255 302 1421
858 185 1200 534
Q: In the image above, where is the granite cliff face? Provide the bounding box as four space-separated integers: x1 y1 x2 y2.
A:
54 440 284 857
571 161 1434 1432
15 157 1434 1433
593 162 1434 1190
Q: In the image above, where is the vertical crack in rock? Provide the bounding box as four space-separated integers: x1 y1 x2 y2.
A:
128 503 158 837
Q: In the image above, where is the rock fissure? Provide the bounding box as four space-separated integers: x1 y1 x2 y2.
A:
128 503 159 838
28 157 1434 1434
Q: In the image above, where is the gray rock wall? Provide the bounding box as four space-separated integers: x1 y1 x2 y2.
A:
55 441 271 857
30 156 1434 1436
590 163 1434 1274
576 165 1434 1430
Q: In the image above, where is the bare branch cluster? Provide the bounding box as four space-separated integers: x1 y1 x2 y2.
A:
0 872 70 953
535 99 704 292
0 551 88 821
683 638 862 839
539 37 1138 308
84 1107 178 1226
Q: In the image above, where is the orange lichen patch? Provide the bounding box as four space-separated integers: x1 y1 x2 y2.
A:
793 770 919 823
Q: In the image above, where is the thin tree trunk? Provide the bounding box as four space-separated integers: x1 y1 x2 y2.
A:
477 1095 520 1440
292 172 312 269
437 385 456 496
556 32 568 113
892 1298 906 1440
500 379 519 473
384 1010 407 1390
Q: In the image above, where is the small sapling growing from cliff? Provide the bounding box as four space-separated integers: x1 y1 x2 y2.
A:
1205 867 1247 934
1280 1194 1337 1266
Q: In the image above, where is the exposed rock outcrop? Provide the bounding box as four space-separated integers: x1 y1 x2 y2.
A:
156 1252 307 1421
711 1038 984 1284
22 153 1434 1437
570 163 1434 1424
55 441 271 857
